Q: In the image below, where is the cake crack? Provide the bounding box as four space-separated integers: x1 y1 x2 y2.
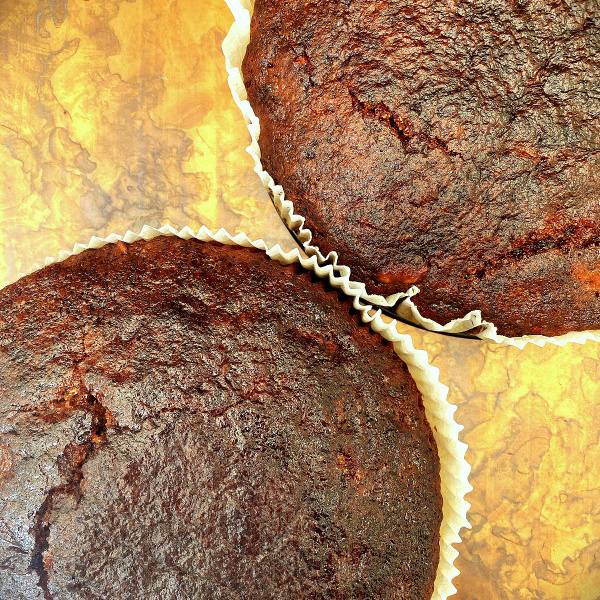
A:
347 88 465 161
293 44 315 86
348 89 410 151
29 382 113 600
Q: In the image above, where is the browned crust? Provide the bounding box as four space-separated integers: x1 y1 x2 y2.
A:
0 237 441 599
243 0 600 337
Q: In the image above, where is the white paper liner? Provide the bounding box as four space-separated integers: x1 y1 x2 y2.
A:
14 223 472 600
222 0 600 350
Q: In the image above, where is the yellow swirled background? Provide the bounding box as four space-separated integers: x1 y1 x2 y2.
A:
0 1 599 599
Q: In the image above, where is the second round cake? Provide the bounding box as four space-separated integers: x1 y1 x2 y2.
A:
242 0 600 337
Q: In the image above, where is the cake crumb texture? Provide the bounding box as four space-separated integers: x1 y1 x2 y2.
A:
243 0 600 336
0 237 441 600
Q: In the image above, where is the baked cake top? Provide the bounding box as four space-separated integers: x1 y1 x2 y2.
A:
243 0 600 337
0 237 441 600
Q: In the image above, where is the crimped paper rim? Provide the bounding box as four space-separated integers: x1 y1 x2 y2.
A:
221 0 600 350
14 222 471 600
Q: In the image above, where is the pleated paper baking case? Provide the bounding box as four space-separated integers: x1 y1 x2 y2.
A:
10 223 471 600
222 0 600 350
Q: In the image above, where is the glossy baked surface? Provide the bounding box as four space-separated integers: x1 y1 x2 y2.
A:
243 0 600 337
0 237 441 599
1 1 600 598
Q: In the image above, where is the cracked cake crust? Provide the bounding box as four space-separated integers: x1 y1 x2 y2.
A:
0 237 442 600
242 0 600 337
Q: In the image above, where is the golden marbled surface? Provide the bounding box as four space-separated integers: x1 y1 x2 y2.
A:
1 1 599 599
396 325 600 600
0 0 291 285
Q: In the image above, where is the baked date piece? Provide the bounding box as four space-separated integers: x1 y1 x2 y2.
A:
243 0 600 337
0 237 441 600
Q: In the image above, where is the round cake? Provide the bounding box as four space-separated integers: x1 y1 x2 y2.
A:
242 0 600 337
0 237 442 599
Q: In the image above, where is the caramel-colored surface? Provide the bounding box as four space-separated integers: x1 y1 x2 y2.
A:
0 0 290 285
396 325 600 600
1 1 599 599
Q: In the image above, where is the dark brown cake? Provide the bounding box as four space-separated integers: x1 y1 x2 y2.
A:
242 0 600 337
0 237 442 600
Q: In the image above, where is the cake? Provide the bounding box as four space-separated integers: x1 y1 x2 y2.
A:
242 0 600 337
0 236 442 599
